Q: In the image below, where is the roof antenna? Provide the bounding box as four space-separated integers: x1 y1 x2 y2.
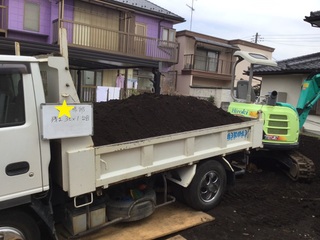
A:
186 0 196 31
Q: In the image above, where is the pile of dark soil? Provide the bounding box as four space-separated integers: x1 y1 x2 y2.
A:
93 93 243 146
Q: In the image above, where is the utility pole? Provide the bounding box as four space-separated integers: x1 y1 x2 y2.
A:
253 32 262 43
254 32 259 43
186 0 195 31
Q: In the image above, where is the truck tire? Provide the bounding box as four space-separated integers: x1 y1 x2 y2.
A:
183 161 227 211
0 209 41 240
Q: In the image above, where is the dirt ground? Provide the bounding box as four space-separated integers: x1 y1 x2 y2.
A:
171 133 320 240
93 94 320 240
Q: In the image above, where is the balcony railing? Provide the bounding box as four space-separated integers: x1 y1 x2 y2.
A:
53 20 178 63
183 54 233 75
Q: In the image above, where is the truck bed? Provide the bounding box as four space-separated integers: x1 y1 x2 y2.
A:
65 119 263 197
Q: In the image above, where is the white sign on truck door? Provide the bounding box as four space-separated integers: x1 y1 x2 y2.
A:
41 102 93 139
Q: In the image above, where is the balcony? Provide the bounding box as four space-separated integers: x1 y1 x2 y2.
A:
182 54 233 80
53 20 179 63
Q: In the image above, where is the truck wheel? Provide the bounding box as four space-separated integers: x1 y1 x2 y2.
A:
183 161 227 211
0 210 41 240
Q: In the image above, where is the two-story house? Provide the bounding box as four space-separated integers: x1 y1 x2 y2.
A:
0 0 185 101
173 30 274 107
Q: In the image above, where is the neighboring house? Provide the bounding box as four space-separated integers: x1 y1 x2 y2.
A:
252 53 320 115
172 30 274 107
0 0 185 101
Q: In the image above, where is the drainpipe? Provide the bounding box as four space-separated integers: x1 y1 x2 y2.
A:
158 19 164 39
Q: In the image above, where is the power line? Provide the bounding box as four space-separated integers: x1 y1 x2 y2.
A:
245 33 320 44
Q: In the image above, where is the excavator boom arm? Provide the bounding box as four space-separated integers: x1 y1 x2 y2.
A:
296 73 320 128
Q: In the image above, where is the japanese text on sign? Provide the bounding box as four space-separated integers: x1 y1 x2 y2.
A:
227 129 249 141
41 103 93 139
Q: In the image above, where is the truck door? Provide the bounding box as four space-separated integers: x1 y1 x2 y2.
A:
0 63 43 202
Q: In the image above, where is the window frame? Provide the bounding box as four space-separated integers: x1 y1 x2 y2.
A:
0 73 26 127
160 27 176 47
194 48 219 72
23 1 40 32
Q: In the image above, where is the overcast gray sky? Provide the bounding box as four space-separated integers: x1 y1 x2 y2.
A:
150 0 320 61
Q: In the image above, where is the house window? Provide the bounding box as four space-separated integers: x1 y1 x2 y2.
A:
162 28 175 42
194 49 219 72
160 28 176 47
24 1 40 32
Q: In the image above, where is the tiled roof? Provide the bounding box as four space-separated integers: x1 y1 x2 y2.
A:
110 0 185 22
304 10 320 27
309 11 320 17
252 52 320 75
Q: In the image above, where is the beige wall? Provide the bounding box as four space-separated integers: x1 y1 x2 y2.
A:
176 75 192 95
192 78 230 88
175 35 196 73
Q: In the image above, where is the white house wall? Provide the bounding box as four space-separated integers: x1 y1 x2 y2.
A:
260 74 306 106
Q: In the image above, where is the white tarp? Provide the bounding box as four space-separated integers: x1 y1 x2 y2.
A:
96 86 120 102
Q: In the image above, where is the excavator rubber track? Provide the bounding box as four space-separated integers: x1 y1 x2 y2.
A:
277 150 316 182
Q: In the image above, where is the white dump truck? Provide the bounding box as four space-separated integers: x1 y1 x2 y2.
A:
0 33 263 240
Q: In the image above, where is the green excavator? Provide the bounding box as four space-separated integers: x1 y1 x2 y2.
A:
228 51 320 181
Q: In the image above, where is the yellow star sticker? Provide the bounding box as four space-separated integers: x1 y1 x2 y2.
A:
55 100 74 118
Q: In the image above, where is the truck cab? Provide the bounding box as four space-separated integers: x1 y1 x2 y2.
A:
0 57 51 203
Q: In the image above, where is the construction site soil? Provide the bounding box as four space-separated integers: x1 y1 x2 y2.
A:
93 94 320 240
